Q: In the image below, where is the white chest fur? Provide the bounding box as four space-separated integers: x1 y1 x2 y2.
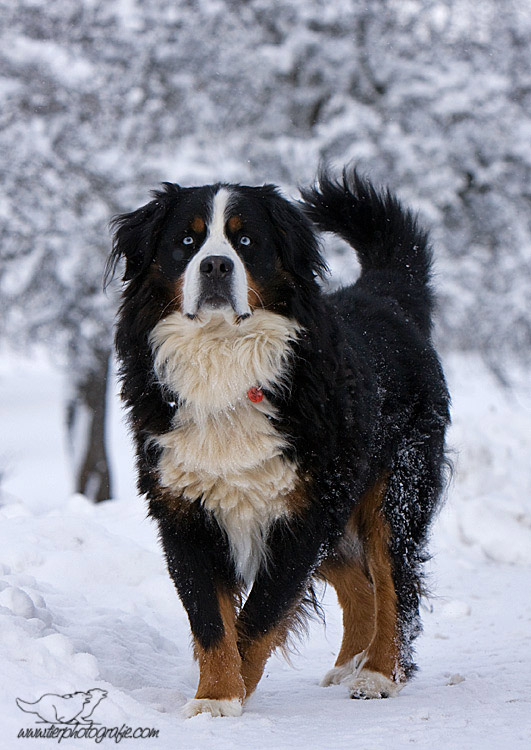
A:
149 310 301 584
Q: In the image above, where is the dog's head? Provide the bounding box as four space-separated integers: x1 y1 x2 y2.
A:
106 182 327 322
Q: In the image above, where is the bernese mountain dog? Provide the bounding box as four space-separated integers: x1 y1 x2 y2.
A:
106 168 450 717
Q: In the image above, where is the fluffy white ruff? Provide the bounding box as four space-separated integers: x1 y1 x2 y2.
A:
157 402 291 476
150 308 300 416
150 309 302 585
346 669 404 699
183 698 243 718
320 652 367 687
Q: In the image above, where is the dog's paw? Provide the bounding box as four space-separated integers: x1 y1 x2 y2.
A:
321 652 366 687
182 698 243 718
346 669 404 700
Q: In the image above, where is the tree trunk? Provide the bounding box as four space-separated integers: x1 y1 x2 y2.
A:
66 346 113 503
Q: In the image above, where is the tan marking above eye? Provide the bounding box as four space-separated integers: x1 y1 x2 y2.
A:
228 216 243 232
191 216 205 233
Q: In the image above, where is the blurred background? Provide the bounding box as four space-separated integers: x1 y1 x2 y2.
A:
1 4 530 740
0 0 530 507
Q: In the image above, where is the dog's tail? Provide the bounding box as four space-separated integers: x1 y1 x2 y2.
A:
300 167 434 335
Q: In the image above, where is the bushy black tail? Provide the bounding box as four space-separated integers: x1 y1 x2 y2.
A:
300 168 435 335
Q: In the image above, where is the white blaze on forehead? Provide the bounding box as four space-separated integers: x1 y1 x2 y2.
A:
205 187 233 247
181 187 250 320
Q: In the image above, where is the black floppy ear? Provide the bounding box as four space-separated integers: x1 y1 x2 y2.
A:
265 194 328 284
105 196 170 286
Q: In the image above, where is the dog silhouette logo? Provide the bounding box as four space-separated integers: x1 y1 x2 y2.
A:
16 689 108 725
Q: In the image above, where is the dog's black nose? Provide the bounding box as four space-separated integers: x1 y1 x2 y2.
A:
199 255 234 279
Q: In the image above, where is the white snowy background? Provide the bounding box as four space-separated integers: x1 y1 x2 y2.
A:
1 1 531 748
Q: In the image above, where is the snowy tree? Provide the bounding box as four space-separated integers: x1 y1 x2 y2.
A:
304 0 531 374
1 0 529 501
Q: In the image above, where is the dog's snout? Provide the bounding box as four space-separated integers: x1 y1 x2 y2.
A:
199 255 234 280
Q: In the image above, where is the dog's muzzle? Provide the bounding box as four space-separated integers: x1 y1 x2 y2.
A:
198 255 235 310
182 248 251 320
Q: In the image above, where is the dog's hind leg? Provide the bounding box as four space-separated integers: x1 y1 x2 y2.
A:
335 477 406 699
351 489 405 699
379 426 449 686
346 427 447 699
318 558 375 687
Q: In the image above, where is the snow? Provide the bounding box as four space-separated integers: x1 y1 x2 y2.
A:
4 35 95 86
1 351 531 748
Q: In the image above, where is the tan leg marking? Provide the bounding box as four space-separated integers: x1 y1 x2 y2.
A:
321 478 405 697
359 478 401 684
319 558 375 685
238 619 291 699
184 589 246 717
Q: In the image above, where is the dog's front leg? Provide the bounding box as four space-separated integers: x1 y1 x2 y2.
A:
189 585 245 717
236 514 325 698
155 506 245 717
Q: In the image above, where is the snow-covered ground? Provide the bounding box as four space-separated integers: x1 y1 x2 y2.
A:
1 350 530 749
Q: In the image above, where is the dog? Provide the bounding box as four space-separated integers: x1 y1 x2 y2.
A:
106 168 450 717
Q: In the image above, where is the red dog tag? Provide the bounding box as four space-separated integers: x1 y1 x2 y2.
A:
247 386 264 403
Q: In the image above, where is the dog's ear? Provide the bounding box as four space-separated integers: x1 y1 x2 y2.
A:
105 192 173 286
265 194 328 284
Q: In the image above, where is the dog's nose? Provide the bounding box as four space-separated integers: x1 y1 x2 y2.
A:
199 255 234 279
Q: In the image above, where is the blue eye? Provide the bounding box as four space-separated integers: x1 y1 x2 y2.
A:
239 236 251 246
182 236 194 245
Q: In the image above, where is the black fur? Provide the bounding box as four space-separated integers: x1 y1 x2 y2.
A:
108 168 450 699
